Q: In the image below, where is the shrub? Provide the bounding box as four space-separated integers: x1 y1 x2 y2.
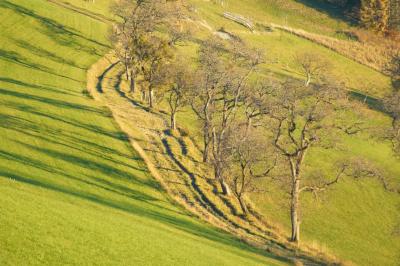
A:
178 127 189 137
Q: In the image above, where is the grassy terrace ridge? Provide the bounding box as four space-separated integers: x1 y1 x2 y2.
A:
87 54 339 265
0 0 289 265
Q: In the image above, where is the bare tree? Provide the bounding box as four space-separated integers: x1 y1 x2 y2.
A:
383 52 400 155
110 0 136 87
168 26 193 46
225 125 277 215
386 54 400 261
259 76 372 242
383 90 400 155
110 0 165 92
110 0 187 93
140 37 173 108
388 53 400 89
295 52 331 87
243 78 278 132
208 41 263 195
167 59 193 130
189 38 263 195
190 38 229 163
164 2 194 47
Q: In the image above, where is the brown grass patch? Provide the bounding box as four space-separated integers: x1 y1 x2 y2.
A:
271 23 398 74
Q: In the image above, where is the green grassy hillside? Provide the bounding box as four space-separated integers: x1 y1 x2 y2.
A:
0 1 287 265
190 0 391 96
1 0 399 265
171 1 400 265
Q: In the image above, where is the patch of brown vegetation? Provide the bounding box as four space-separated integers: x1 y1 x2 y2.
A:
271 23 399 74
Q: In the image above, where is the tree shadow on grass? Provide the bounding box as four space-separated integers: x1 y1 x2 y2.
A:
9 136 158 191
47 0 114 24
0 167 291 265
0 114 148 177
1 99 186 212
1 103 146 179
0 48 51 72
97 61 120 93
0 149 160 205
0 1 110 56
267 68 386 114
0 49 84 83
0 87 105 114
0 114 174 210
161 138 227 218
0 77 75 96
293 0 357 26
350 91 385 112
13 38 86 70
2 101 130 143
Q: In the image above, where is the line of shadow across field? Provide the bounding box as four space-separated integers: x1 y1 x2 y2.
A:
0 166 290 265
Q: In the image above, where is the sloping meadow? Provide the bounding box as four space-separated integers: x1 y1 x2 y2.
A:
0 1 288 265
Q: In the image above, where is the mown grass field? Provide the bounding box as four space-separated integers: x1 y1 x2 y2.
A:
0 0 288 265
168 1 400 265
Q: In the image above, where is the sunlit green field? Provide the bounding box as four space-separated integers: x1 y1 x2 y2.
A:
0 0 287 265
1 0 399 265
172 1 400 265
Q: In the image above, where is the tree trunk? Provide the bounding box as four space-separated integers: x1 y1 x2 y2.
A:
290 177 301 243
129 69 135 93
170 112 176 130
213 162 231 196
125 64 129 81
305 73 311 87
245 117 252 138
219 178 231 196
238 196 248 215
149 87 154 108
202 126 209 163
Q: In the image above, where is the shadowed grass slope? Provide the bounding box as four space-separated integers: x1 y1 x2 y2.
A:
0 0 288 265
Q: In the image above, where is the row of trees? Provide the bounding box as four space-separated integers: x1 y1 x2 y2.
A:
110 0 190 108
326 0 400 32
384 54 400 155
110 0 397 244
359 0 400 32
169 41 390 242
